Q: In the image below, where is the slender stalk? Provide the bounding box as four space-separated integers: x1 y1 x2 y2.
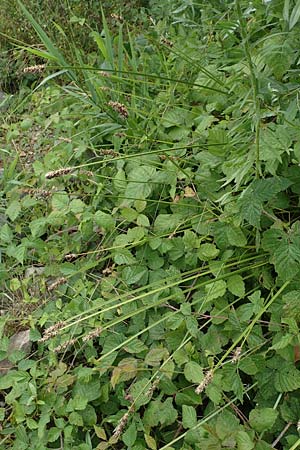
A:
236 0 262 178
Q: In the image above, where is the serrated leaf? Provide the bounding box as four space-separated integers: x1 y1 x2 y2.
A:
274 365 300 392
283 290 300 319
161 107 187 128
198 243 220 260
111 358 138 388
226 225 247 247
227 275 245 297
238 177 291 228
238 192 262 228
144 398 178 427
0 223 13 244
51 192 69 211
6 200 21 221
153 214 182 234
69 199 86 214
205 280 227 301
249 408 278 432
271 333 293 350
145 347 169 366
262 226 300 280
113 169 126 192
122 265 148 285
215 410 240 439
182 405 197 429
30 218 47 238
130 378 152 409
236 430 255 450
123 422 137 447
124 166 156 202
7 244 26 264
69 411 83 426
184 361 204 383
94 211 116 229
113 248 135 265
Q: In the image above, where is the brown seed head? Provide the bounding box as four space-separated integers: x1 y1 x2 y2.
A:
108 101 128 119
45 167 73 179
82 327 103 342
195 369 214 395
47 277 67 292
23 64 46 74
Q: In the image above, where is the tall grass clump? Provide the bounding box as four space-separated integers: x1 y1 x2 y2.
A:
1 0 300 449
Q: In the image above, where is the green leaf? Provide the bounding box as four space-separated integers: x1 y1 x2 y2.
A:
6 244 26 264
6 200 21 221
236 430 255 450
184 361 204 384
69 199 86 214
145 347 169 366
197 243 220 261
123 422 137 447
271 333 293 350
274 365 300 392
215 410 239 439
81 405 97 426
137 214 150 227
289 0 300 29
182 405 197 429
205 280 227 301
161 107 187 128
262 224 300 280
94 211 116 230
30 218 47 238
69 411 83 426
125 166 156 202
122 265 148 285
72 378 101 402
127 226 145 243
130 378 152 409
144 398 178 427
51 192 69 211
282 290 300 320
113 248 135 265
238 177 291 228
227 274 245 297
153 214 182 234
48 427 61 443
0 223 13 244
226 225 247 247
249 408 278 432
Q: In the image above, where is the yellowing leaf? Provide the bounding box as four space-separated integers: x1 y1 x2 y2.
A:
184 186 196 198
111 358 138 388
145 348 169 366
144 434 157 450
94 425 107 440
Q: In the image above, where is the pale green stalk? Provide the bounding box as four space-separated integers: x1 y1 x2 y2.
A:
236 0 262 178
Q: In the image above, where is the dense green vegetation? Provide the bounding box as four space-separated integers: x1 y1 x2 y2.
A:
2 0 300 448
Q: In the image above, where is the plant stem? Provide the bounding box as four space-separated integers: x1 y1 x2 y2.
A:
236 0 261 178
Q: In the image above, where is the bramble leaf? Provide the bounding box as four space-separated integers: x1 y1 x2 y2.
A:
249 408 278 432
262 223 300 280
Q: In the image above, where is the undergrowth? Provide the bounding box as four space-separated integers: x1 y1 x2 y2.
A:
1 0 300 449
